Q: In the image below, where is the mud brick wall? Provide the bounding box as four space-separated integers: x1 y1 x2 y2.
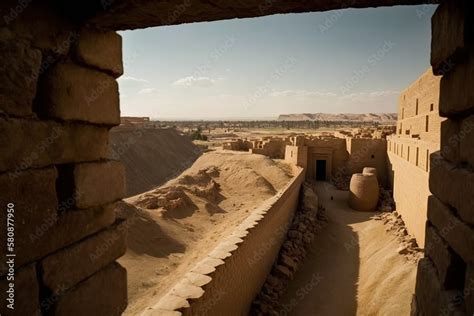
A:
413 1 474 315
0 2 127 315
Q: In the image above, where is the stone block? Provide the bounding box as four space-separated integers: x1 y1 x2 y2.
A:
415 258 441 316
9 204 116 274
430 153 474 224
459 115 474 167
0 167 58 273
427 195 474 263
439 49 474 116
431 0 473 75
75 29 123 77
74 160 126 209
424 224 465 289
466 264 474 315
0 118 109 173
6 1 76 55
41 220 126 293
415 258 464 316
0 30 42 116
0 264 39 316
440 119 461 163
52 262 127 316
39 62 120 125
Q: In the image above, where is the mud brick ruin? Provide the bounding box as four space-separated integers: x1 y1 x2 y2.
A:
0 0 473 315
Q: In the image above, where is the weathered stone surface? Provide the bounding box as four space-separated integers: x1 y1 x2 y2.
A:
440 119 461 163
4 1 76 54
52 262 127 316
415 258 464 316
431 0 473 75
0 264 39 316
0 167 57 274
0 118 109 173
439 49 474 117
424 224 465 289
12 204 116 274
41 220 126 293
466 264 474 315
75 29 123 77
427 195 474 263
40 62 120 125
430 153 474 224
459 115 474 167
85 0 439 31
74 160 126 209
170 279 205 300
0 29 42 116
184 272 212 287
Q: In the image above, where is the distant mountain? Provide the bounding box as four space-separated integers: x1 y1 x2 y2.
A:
277 113 397 123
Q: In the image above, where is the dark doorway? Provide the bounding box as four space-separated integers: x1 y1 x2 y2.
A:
316 160 327 181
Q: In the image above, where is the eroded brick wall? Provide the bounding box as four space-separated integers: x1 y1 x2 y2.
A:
0 2 127 315
413 1 474 314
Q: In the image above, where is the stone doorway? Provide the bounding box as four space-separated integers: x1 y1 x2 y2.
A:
316 159 327 181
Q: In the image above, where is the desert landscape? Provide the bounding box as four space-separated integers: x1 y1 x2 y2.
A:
106 104 426 315
117 150 294 314
2 1 474 316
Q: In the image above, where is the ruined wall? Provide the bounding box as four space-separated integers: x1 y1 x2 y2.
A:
397 68 444 143
285 145 308 169
142 168 306 315
0 2 127 314
120 116 150 124
222 139 252 151
346 138 388 187
414 1 474 315
302 137 348 181
386 138 439 246
251 138 291 159
387 69 442 248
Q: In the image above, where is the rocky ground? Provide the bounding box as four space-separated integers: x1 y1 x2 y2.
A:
373 211 423 263
250 183 328 315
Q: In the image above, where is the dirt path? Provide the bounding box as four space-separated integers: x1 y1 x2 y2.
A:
279 182 417 316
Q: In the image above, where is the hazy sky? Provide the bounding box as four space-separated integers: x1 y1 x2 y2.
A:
118 4 437 120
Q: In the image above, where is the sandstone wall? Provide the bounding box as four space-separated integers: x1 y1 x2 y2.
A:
387 67 443 249
396 68 445 143
413 1 474 315
346 138 388 187
300 137 348 181
142 168 305 315
387 140 437 247
251 139 291 159
0 2 128 314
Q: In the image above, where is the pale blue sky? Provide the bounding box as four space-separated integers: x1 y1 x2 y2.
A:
118 4 437 120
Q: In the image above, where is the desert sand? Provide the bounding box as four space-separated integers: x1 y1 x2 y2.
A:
118 150 294 315
279 182 417 316
109 126 202 196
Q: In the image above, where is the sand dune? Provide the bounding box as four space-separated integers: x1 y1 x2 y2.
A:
108 126 202 197
118 150 294 315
